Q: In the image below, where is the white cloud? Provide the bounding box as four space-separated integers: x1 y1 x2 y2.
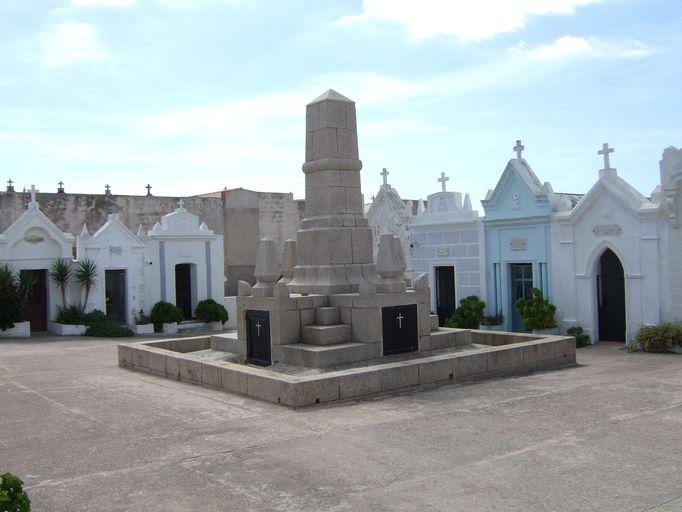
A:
69 0 137 7
337 0 605 41
509 36 655 61
42 21 109 69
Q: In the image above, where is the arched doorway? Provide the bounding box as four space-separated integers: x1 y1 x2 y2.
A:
596 249 626 341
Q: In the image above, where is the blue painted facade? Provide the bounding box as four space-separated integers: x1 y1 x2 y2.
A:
481 159 554 332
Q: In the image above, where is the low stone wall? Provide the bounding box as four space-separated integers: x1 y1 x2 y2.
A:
118 334 576 408
470 330 543 346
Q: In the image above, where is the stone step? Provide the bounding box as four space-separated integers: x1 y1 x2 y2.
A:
278 342 380 368
315 306 340 325
302 324 352 345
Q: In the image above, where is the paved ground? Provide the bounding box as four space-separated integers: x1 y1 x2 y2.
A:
1 336 681 512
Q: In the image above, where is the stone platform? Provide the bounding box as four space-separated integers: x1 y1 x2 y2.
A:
118 329 576 407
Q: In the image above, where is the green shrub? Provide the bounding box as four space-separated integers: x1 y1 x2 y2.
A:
0 472 31 512
516 288 557 331
567 326 591 347
445 296 486 329
480 313 504 326
150 301 183 331
0 265 25 331
195 299 228 325
634 323 682 352
85 320 134 338
55 304 86 325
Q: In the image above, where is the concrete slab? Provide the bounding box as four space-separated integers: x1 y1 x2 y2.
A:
1 337 681 511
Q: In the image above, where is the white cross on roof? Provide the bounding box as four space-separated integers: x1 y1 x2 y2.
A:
514 140 525 160
438 172 449 192
598 142 615 170
381 168 389 186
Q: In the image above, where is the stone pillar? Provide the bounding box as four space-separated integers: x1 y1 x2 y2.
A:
289 90 375 294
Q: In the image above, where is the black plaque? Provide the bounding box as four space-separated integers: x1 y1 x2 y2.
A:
382 304 418 356
246 310 271 366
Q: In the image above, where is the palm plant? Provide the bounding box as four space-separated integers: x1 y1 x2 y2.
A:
74 259 98 309
49 259 73 308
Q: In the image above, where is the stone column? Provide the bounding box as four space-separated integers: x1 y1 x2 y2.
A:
289 90 375 294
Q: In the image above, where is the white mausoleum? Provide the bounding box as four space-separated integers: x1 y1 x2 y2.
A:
551 145 680 343
0 188 74 331
410 172 485 325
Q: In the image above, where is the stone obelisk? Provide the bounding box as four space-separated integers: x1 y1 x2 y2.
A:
288 90 375 294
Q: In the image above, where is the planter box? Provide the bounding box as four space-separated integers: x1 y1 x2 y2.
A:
49 322 87 336
430 315 439 332
209 321 225 332
479 324 505 332
0 321 31 338
162 322 178 335
132 323 155 335
532 327 560 336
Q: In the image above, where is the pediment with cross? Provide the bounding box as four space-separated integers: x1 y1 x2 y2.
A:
148 201 215 237
0 199 74 260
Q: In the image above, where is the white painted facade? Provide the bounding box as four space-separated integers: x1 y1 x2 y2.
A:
0 196 75 326
1 198 225 330
410 183 485 323
142 205 225 316
76 213 147 325
550 163 664 343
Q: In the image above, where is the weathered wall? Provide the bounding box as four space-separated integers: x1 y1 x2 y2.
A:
1 188 305 296
0 191 224 240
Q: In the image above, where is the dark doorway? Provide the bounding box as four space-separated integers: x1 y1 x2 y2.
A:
510 263 533 332
382 304 418 356
435 266 456 326
21 269 48 332
246 310 271 366
597 249 626 342
175 264 192 320
105 270 127 324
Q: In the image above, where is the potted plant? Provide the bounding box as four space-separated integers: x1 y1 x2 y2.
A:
50 304 88 335
195 299 229 332
445 295 486 329
567 326 591 347
516 288 558 334
150 301 183 334
49 259 73 309
132 309 154 335
74 258 98 309
479 313 505 331
0 265 30 338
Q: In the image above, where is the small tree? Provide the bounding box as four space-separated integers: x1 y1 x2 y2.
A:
516 288 557 331
49 259 73 308
0 265 25 331
445 295 486 329
74 259 98 309
0 472 31 511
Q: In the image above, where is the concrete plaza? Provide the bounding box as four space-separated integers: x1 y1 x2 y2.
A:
1 336 680 511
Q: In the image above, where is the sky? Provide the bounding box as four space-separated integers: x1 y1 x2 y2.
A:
1 0 681 207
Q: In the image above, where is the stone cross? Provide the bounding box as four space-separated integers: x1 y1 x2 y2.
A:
177 198 185 209
381 168 389 186
146 184 152 196
58 180 64 188
105 184 111 195
514 140 525 160
29 184 38 204
7 179 13 187
598 142 614 169
438 172 449 192
396 312 404 329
